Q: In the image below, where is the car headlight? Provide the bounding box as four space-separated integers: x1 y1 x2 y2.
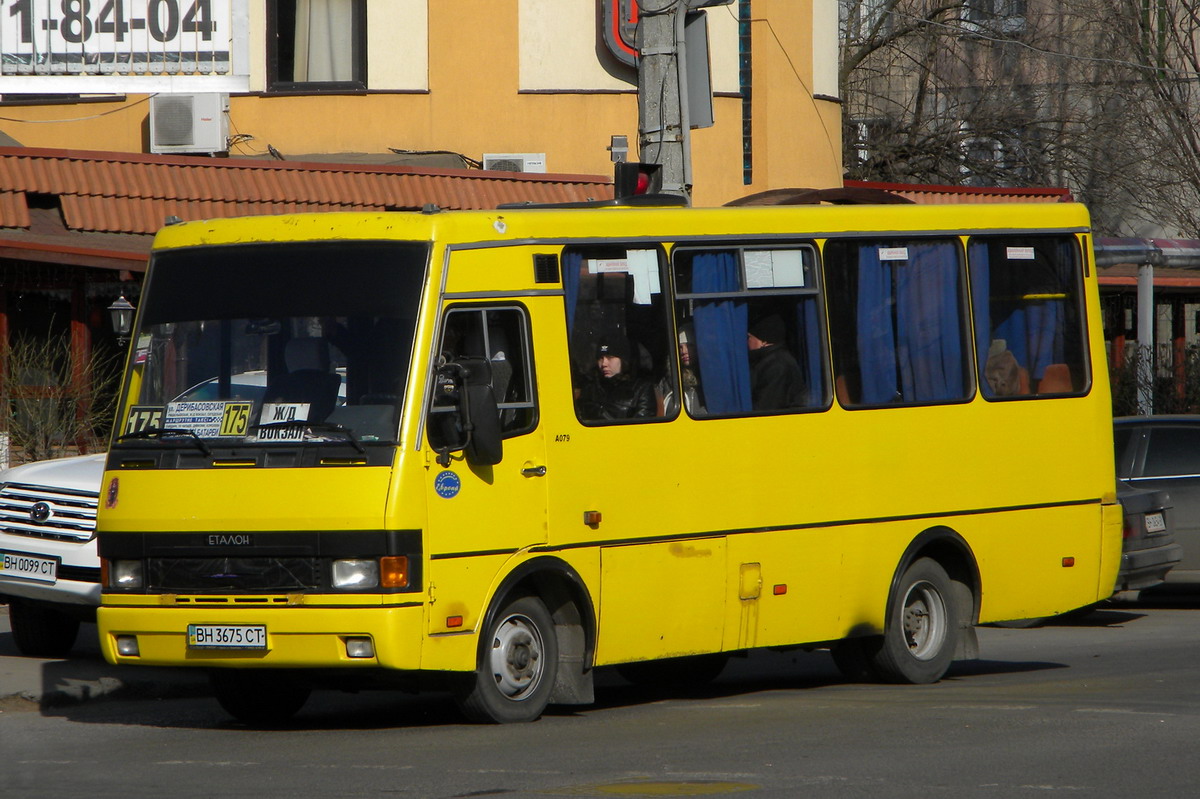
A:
332 559 379 589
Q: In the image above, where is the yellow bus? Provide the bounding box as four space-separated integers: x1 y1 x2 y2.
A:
96 201 1122 724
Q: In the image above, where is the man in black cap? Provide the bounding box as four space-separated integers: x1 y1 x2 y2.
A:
576 337 656 420
747 314 805 411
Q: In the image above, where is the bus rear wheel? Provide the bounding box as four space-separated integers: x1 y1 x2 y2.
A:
454 595 558 724
871 557 960 684
209 670 311 725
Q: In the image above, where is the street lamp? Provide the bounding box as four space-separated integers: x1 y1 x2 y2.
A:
107 295 135 344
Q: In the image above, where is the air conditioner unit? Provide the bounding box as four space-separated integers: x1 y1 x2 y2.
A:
149 93 229 154
482 153 547 173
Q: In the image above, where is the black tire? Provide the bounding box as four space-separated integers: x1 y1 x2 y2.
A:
209 670 311 725
8 600 80 658
870 557 961 684
454 595 558 723
617 652 729 688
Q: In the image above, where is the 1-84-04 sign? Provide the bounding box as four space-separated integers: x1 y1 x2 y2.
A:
1 0 232 75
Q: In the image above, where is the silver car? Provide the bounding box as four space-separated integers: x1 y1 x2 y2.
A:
0 453 105 656
1114 415 1200 584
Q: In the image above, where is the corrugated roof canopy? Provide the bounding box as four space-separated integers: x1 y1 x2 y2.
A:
0 146 614 270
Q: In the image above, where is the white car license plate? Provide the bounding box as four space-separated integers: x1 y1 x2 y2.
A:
187 624 268 650
0 550 58 584
1145 512 1167 533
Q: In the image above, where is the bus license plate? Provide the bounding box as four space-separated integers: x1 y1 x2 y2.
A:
187 624 267 650
0 550 58 583
1145 512 1167 533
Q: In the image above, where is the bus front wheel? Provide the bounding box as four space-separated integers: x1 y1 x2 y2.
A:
872 557 960 684
454 595 559 723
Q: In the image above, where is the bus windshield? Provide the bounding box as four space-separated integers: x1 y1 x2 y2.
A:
119 240 428 446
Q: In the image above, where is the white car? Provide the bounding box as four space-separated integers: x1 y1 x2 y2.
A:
0 453 106 657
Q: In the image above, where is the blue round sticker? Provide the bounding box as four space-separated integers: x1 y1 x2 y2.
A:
434 470 461 499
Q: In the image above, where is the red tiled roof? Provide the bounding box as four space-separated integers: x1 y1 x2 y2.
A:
846 179 1072 204
0 146 614 236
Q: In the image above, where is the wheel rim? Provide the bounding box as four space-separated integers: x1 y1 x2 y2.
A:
487 612 545 701
901 579 948 661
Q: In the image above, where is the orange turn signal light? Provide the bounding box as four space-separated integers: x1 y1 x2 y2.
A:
1062 556 1075 568
381 556 409 588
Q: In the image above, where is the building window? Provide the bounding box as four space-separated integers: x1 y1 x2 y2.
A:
963 0 1027 36
268 0 367 92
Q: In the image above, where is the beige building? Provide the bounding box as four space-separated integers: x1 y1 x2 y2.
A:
0 0 843 207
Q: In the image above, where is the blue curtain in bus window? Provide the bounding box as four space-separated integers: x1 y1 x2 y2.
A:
793 298 823 406
692 252 752 414
858 243 964 403
563 250 584 333
857 246 899 403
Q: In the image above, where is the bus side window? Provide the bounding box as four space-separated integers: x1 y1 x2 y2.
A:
563 246 674 424
428 305 537 455
672 245 828 416
824 238 971 407
967 235 1089 400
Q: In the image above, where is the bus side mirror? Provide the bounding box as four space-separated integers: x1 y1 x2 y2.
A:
432 357 503 467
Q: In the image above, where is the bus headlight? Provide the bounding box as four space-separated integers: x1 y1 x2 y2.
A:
332 559 379 589
109 559 144 589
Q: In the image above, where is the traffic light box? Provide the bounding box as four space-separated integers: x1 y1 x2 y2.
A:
614 162 663 201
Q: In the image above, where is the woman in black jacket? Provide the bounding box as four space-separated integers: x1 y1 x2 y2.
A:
576 338 656 420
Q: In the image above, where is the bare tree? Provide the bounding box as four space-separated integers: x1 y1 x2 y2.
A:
0 333 118 464
839 0 1200 237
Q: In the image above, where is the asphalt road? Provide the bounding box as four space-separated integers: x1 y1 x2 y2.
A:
3 593 1200 798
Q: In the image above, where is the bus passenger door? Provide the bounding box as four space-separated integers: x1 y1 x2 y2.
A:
541 244 728 666
423 304 548 636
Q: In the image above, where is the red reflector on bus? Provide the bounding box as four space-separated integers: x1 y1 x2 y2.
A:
447 616 463 628
773 584 787 595
1062 557 1075 567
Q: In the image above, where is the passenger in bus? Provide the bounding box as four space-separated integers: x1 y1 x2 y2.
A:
983 346 1023 397
659 324 705 415
747 315 805 411
576 338 657 420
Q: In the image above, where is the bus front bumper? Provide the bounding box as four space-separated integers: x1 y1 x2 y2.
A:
97 603 429 671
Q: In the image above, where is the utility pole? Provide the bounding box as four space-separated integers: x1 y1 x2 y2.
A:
636 0 731 203
637 1 689 201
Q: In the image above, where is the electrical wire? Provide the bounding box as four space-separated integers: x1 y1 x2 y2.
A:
0 93 154 124
718 4 841 167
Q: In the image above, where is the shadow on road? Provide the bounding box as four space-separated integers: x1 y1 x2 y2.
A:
1131 583 1200 609
14 601 1170 731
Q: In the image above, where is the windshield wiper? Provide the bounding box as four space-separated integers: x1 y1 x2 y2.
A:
250 420 365 454
118 427 212 456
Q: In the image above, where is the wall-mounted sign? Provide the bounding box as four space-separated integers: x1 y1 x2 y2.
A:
601 0 638 68
0 0 248 91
